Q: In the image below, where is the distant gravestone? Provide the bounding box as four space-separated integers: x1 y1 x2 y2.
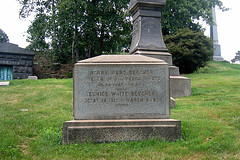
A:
0 81 10 87
62 55 181 143
28 76 38 80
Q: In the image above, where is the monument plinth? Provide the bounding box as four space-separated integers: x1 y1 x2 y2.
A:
129 0 167 54
62 55 181 143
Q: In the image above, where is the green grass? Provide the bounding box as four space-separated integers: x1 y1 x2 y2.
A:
0 61 239 159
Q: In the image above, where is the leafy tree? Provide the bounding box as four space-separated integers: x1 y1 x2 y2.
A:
17 0 131 63
162 0 227 35
26 13 49 51
0 29 9 43
17 0 226 64
164 28 213 74
231 51 240 63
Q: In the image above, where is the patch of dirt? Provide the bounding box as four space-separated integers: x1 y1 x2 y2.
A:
208 113 217 119
20 139 31 155
20 138 37 159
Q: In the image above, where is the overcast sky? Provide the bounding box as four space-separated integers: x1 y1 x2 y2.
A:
0 0 239 61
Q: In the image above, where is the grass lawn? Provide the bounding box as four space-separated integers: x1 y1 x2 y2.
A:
0 61 239 159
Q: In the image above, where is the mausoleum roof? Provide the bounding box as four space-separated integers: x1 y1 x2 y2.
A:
0 42 34 55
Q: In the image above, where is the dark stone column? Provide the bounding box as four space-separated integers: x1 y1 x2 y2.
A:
129 0 167 54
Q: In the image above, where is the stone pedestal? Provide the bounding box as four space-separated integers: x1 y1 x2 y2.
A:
128 0 191 99
63 119 181 143
62 55 182 143
211 7 224 61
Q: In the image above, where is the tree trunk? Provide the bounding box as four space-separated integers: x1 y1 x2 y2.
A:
75 28 79 62
98 25 104 55
72 31 76 64
72 26 79 64
86 44 91 58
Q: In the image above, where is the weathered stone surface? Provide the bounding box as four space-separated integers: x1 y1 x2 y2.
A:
213 43 224 61
170 76 191 98
73 55 170 120
129 0 167 54
28 76 38 80
62 119 181 143
62 55 183 143
133 51 172 65
169 66 180 76
0 81 10 87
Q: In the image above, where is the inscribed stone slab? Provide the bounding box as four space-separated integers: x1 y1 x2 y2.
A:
73 55 170 120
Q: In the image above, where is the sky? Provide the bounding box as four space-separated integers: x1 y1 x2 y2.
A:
0 0 239 62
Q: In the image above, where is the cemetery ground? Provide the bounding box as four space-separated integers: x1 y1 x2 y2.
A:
0 61 239 160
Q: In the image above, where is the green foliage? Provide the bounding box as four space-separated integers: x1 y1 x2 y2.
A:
231 51 240 63
40 127 62 145
0 28 9 43
162 0 227 35
19 0 131 63
164 28 213 74
17 0 227 64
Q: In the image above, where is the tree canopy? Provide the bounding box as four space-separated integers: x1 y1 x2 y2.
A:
162 0 227 35
17 0 226 63
164 28 213 73
18 0 131 63
0 29 9 43
231 51 240 64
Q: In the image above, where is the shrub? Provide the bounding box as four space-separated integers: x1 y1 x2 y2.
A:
164 28 213 74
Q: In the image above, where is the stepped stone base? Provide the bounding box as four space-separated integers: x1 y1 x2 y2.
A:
169 66 180 76
62 119 181 144
132 52 191 98
170 76 191 98
133 51 173 65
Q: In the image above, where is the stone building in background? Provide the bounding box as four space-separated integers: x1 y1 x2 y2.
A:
0 42 34 81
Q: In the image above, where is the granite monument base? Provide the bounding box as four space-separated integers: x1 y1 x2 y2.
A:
62 55 182 144
213 56 224 61
133 52 192 98
133 51 173 65
63 119 181 143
